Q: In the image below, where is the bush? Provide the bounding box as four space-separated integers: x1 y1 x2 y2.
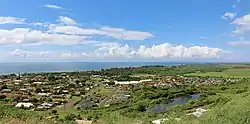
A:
0 95 6 100
220 87 228 91
207 92 216 95
136 104 146 112
236 89 247 94
51 110 57 114
65 114 76 121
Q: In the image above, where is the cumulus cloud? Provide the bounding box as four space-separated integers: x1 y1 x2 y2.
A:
94 43 225 59
137 43 223 59
94 44 136 59
222 12 237 20
0 16 154 46
58 16 77 25
4 43 226 61
232 14 250 34
0 16 25 24
0 28 89 45
43 4 64 9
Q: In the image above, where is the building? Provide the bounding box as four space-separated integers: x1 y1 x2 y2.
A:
1 89 12 93
76 120 96 124
15 102 34 108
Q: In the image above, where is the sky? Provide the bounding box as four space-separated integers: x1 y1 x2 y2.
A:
0 0 249 62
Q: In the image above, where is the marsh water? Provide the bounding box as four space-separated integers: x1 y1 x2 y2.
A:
150 93 201 112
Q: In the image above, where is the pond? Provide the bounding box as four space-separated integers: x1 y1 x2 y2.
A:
150 93 201 112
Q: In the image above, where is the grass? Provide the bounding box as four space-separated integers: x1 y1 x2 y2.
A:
185 68 250 78
162 80 250 124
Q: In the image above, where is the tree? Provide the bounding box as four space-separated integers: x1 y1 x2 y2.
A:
51 110 57 114
136 104 146 112
35 88 42 93
0 95 6 100
48 74 56 82
0 85 7 90
65 114 76 121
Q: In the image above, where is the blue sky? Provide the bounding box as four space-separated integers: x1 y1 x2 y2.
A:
0 0 249 62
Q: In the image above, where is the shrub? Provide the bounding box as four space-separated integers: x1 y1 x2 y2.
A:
51 110 57 114
0 95 6 100
65 114 76 121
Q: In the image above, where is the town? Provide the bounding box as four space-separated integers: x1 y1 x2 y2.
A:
0 64 248 124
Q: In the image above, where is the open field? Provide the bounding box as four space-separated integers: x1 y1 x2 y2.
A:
185 68 250 78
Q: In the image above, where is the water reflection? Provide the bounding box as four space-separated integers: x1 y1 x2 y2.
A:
150 93 201 112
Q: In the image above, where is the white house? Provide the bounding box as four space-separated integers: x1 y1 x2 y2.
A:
114 79 153 85
15 102 34 108
114 81 139 85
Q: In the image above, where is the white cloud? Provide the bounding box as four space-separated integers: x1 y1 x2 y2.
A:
8 49 88 60
100 27 154 40
9 49 50 58
49 25 102 35
229 41 250 46
49 25 154 40
232 14 250 34
94 44 136 59
4 43 226 61
0 28 89 45
0 16 153 46
58 16 77 25
222 12 237 20
44 4 64 9
136 43 223 59
95 43 225 59
0 16 25 24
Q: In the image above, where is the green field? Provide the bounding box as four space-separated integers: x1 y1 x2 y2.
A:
162 80 250 124
185 68 250 78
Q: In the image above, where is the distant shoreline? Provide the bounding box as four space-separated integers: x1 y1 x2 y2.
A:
0 62 184 75
0 62 249 75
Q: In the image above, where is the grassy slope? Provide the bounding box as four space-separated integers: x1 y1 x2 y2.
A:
163 81 250 124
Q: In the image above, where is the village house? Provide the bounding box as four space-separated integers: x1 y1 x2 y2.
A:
15 102 34 108
1 89 12 93
76 120 97 124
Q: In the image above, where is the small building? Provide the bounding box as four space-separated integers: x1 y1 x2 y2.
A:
15 102 34 108
22 99 30 102
37 93 51 97
76 120 95 124
41 102 54 107
33 82 44 85
1 89 12 93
